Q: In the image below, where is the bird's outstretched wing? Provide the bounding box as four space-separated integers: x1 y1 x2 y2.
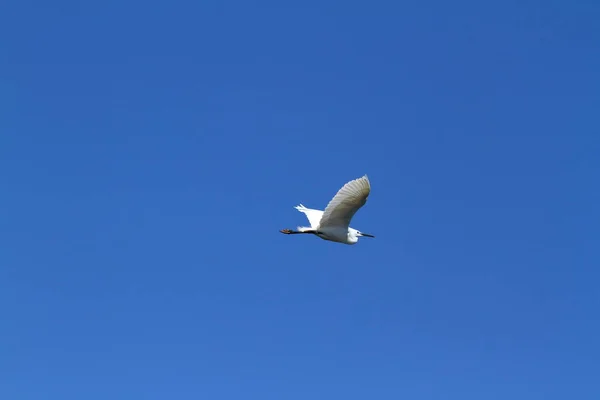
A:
295 204 324 229
318 175 370 230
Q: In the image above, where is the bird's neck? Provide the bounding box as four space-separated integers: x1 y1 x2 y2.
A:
347 232 359 244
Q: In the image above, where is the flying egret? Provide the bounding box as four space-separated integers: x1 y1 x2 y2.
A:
280 174 375 245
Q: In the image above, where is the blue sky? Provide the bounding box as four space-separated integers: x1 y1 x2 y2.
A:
1 0 599 398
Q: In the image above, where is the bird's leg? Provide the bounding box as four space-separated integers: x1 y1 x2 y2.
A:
279 229 315 235
280 229 301 234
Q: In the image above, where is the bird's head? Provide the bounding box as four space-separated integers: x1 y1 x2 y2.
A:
349 228 375 242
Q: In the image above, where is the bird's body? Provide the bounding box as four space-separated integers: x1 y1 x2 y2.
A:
294 205 362 244
280 175 374 245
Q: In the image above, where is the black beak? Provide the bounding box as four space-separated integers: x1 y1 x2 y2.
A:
361 233 375 238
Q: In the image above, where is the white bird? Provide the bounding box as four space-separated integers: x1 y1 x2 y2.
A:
280 174 375 245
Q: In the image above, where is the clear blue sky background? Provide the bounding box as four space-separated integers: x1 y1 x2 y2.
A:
1 0 599 399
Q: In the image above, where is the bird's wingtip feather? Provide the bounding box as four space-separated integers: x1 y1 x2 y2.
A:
361 174 370 186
